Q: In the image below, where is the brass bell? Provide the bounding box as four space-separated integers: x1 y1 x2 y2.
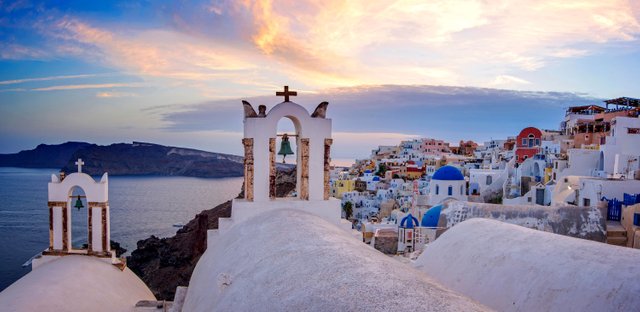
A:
278 133 294 163
74 195 84 210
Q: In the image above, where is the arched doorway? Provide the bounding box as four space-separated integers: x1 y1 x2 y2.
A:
533 162 542 181
598 151 604 171
68 186 88 250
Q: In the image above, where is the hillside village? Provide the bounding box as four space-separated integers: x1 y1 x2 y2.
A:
330 97 640 254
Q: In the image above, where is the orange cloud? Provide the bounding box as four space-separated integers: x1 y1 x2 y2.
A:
42 0 640 93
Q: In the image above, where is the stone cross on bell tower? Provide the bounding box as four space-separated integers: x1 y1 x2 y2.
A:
75 158 85 173
276 85 297 102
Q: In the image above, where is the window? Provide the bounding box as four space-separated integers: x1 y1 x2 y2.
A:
486 175 492 185
435 185 439 195
583 198 591 207
535 139 540 146
522 138 527 146
448 186 453 196
460 185 464 195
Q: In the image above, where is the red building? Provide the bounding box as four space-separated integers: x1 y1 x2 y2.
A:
515 127 542 163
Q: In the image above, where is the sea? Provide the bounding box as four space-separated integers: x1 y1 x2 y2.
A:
0 167 243 291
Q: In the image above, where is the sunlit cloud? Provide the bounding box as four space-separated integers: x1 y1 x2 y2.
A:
0 43 48 60
49 19 263 85
0 74 108 85
549 49 590 58
96 91 137 98
32 83 144 92
490 75 531 86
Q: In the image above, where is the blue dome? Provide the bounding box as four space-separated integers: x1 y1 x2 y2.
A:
364 170 372 174
400 213 419 229
421 205 442 227
372 176 380 181
432 165 464 181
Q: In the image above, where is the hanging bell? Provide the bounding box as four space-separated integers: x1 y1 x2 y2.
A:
278 133 294 163
74 195 84 210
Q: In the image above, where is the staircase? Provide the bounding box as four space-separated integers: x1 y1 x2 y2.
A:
606 221 628 247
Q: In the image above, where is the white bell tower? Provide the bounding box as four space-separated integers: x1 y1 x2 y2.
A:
34 159 117 268
222 86 347 232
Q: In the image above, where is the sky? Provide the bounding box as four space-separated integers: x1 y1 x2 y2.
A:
0 0 639 161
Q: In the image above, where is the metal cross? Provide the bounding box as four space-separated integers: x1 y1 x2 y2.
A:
276 85 297 102
75 158 85 173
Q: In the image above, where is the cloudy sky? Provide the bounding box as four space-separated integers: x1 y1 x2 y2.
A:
1 0 639 161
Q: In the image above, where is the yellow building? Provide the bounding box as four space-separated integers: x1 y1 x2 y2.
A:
544 167 552 184
332 179 356 199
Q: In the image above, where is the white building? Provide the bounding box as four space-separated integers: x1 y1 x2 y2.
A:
468 168 504 196
428 166 467 205
599 117 640 178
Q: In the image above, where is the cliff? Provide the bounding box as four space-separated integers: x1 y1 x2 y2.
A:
126 166 296 300
0 142 92 168
1 141 244 178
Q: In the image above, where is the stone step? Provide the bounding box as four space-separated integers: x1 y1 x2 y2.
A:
606 237 628 246
606 230 627 238
170 286 188 312
134 300 172 311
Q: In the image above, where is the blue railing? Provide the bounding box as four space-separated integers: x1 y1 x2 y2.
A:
601 194 640 222
608 199 622 221
602 197 622 221
623 193 640 206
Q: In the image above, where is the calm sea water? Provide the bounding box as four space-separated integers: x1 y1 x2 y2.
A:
0 167 243 291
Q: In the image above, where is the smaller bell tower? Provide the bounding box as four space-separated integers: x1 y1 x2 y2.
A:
34 159 117 268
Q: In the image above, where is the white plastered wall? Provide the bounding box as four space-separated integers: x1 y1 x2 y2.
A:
601 117 640 176
428 179 466 205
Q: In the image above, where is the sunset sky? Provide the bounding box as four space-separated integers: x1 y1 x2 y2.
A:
1 0 639 160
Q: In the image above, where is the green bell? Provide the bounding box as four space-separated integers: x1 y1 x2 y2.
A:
74 195 84 210
278 133 294 163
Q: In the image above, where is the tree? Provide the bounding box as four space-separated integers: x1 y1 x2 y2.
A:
376 163 387 177
342 201 353 220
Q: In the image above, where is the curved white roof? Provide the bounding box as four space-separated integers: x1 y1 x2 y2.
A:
0 256 155 312
414 218 640 312
184 209 489 311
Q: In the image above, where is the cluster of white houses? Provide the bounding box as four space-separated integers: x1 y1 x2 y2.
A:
331 97 640 253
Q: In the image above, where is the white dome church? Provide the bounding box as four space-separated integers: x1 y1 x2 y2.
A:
428 165 467 205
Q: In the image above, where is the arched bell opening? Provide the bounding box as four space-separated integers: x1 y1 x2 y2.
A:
68 186 89 252
272 116 302 198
